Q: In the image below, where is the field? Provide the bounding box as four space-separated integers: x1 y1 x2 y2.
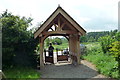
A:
53 42 69 50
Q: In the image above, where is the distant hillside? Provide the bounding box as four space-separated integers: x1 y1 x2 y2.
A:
80 30 118 42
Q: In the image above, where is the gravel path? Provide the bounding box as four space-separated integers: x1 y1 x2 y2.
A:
38 60 107 78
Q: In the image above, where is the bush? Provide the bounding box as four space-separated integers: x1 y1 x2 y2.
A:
109 41 120 77
98 36 115 53
83 42 119 78
1 10 38 69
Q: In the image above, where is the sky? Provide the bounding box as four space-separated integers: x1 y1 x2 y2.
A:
0 0 120 32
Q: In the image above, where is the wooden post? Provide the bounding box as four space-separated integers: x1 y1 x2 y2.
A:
69 35 75 64
76 35 81 64
69 34 81 65
40 38 44 68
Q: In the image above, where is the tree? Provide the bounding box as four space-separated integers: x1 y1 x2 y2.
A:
44 38 50 47
1 10 38 68
52 37 62 45
80 36 87 42
109 41 120 77
98 36 115 53
115 32 120 41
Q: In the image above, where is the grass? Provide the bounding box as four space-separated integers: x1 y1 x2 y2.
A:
53 42 68 50
45 42 69 50
82 42 119 78
3 66 40 79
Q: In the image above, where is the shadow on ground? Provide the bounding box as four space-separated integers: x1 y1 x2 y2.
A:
39 62 102 78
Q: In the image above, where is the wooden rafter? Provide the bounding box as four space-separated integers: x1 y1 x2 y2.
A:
58 18 60 28
59 15 77 31
53 23 57 31
61 23 66 28
50 28 54 31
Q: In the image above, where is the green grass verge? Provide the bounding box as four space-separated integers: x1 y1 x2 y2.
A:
3 66 40 78
82 42 119 78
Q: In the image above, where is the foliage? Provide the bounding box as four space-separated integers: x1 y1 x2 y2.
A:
44 37 68 49
80 36 87 43
98 35 115 53
109 41 120 76
44 38 50 47
115 31 120 41
1 10 38 68
109 41 120 58
83 42 119 78
80 30 118 43
52 37 62 45
53 42 68 50
4 66 40 78
110 29 118 37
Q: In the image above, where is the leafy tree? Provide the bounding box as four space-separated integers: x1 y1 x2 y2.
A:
80 31 110 43
80 36 87 42
61 37 68 43
109 41 120 77
1 10 38 68
98 36 115 53
88 36 95 42
44 38 50 47
115 32 120 41
52 37 62 45
110 29 118 37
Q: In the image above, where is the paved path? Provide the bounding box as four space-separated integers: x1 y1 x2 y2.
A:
38 60 107 78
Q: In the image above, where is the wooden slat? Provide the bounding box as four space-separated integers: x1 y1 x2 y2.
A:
42 30 78 35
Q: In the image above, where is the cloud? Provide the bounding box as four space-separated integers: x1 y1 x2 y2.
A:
0 0 119 32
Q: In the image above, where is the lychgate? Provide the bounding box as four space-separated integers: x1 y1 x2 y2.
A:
34 6 86 68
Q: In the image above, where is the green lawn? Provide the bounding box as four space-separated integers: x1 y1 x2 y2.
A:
3 66 40 78
53 42 69 50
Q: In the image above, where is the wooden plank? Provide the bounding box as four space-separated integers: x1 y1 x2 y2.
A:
42 30 77 35
45 57 54 63
57 55 68 61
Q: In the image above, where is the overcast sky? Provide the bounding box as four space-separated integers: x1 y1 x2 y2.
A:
0 0 119 32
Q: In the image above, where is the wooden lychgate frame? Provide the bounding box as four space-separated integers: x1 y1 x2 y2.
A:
34 6 86 68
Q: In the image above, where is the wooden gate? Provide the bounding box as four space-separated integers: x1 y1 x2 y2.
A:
56 49 69 62
44 50 54 63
